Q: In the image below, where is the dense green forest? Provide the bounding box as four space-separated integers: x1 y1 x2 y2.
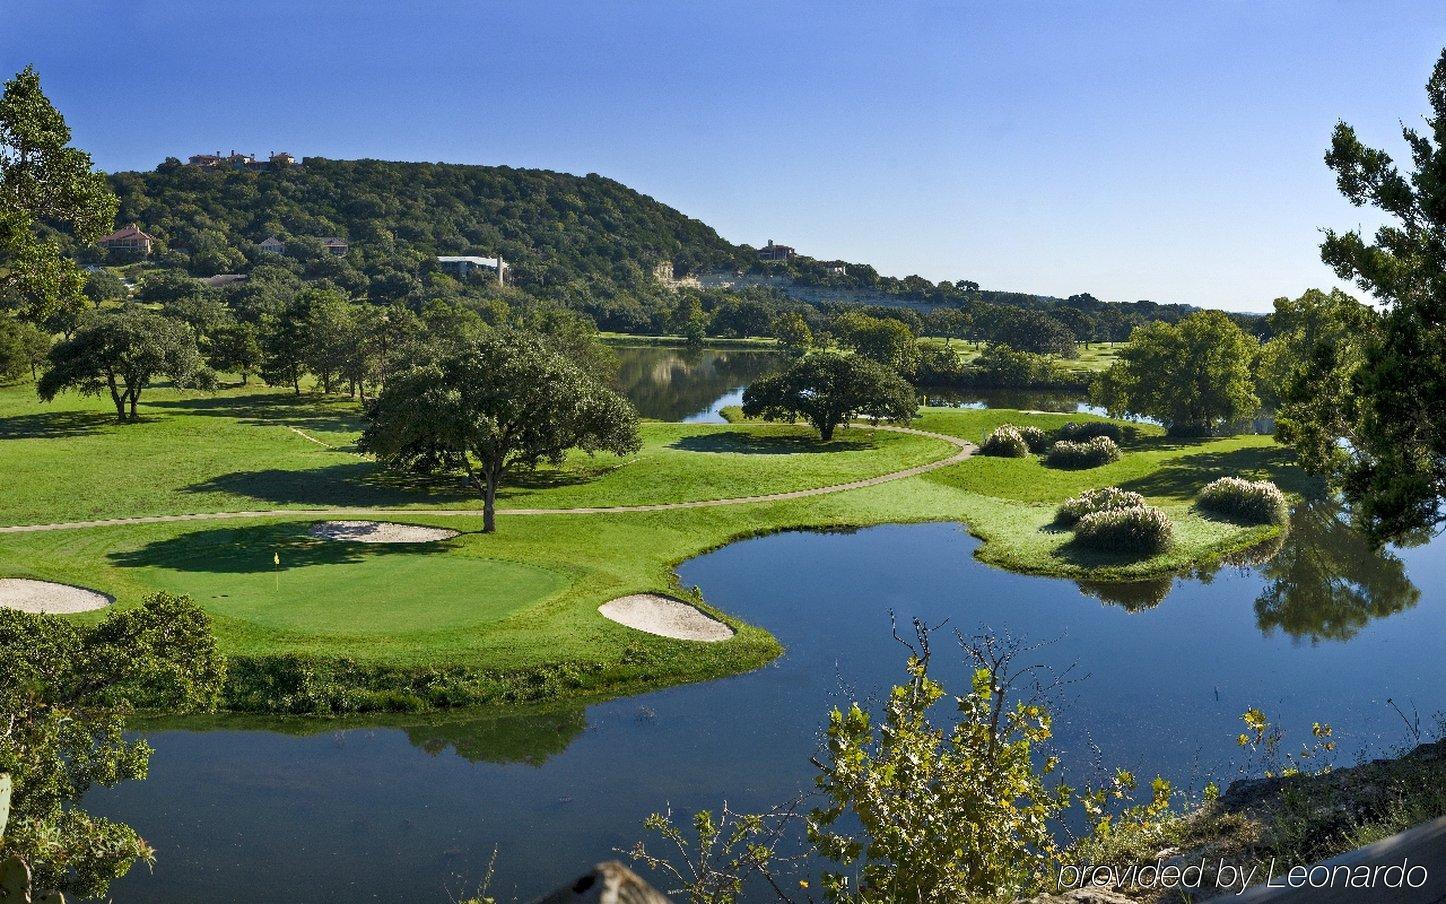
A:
93 157 1205 339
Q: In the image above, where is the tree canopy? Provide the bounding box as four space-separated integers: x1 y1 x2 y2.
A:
1304 47 1446 541
359 328 641 531
37 307 205 421
0 593 224 899
1091 311 1260 436
741 351 918 440
0 66 117 327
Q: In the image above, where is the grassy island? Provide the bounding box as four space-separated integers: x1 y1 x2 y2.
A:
0 381 1300 714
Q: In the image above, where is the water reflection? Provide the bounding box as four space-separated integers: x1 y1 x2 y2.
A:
610 345 790 422
1252 499 1422 643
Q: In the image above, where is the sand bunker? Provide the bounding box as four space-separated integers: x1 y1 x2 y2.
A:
598 594 735 642
0 578 111 614
308 520 459 543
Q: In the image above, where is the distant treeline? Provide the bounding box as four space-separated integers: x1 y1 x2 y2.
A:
78 158 1249 343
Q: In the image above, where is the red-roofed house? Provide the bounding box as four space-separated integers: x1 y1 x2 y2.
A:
97 223 154 257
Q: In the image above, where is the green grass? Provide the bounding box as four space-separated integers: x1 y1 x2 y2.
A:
917 339 1123 375
0 382 946 525
0 379 1301 711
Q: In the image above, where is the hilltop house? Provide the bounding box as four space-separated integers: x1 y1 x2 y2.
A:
97 223 154 256
320 237 349 256
258 236 286 255
758 239 796 261
437 255 507 284
186 149 300 169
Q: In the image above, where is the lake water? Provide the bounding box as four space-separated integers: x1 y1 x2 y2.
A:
609 345 790 422
86 349 1444 902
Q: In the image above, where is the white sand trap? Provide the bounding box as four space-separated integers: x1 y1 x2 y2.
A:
0 578 111 614
599 593 735 642
308 520 459 543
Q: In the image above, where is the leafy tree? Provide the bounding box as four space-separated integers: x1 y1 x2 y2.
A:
808 629 1072 901
0 592 224 899
300 288 359 394
741 351 917 440
923 307 971 345
0 67 118 326
770 311 812 352
81 268 127 302
1092 311 1260 436
163 290 229 342
137 268 204 306
37 307 204 421
259 297 311 394
359 328 641 532
834 311 919 375
0 316 48 381
1258 289 1378 476
207 319 262 384
989 309 1078 357
1307 48 1446 541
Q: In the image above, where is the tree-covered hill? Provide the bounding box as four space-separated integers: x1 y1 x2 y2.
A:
106 158 750 290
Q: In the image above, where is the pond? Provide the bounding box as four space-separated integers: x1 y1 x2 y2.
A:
90 501 1446 903
609 345 791 422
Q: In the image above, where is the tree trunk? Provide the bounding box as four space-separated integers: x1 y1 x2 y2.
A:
483 475 498 533
106 372 126 422
293 373 301 395
820 422 836 441
128 387 139 421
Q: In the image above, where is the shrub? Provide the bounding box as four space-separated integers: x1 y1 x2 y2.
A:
1055 486 1147 525
980 424 1030 457
1046 436 1121 469
1074 505 1175 554
1058 420 1124 443
1197 477 1289 524
1018 425 1050 453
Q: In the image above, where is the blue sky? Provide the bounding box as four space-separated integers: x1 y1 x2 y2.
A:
5 1 1443 311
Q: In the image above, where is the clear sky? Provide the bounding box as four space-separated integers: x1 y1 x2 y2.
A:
5 1 1443 311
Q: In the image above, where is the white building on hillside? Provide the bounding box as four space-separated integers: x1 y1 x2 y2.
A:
438 255 508 284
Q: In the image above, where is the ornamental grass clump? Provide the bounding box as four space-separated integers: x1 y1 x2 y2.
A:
1017 425 1050 453
1074 505 1175 554
1055 486 1147 526
1197 477 1289 525
980 424 1030 457
1058 421 1124 443
1046 436 1121 469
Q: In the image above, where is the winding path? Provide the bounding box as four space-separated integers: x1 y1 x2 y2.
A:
0 424 975 536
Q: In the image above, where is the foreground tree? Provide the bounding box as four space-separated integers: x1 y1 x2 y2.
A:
359 329 641 532
37 307 204 421
1092 311 1259 435
1307 48 1446 541
1258 288 1379 477
0 593 224 899
741 351 917 440
0 66 118 326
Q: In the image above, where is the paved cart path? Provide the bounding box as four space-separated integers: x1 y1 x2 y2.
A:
0 425 975 535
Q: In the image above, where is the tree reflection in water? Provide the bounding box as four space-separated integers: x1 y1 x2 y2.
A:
1252 498 1421 643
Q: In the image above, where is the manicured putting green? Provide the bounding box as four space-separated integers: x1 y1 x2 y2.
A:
122 523 566 637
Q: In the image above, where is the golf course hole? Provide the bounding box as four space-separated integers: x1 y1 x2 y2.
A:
0 578 111 614
309 520 459 544
599 593 735 642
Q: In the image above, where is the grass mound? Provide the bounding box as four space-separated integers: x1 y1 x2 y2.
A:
1046 436 1121 469
1055 487 1146 526
1197 477 1289 525
980 424 1030 457
1074 505 1175 554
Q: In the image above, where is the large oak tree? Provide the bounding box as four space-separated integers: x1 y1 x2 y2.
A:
741 350 917 440
359 328 640 532
37 307 204 421
1091 311 1259 436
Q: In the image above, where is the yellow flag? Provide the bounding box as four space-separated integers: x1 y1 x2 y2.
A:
273 551 280 567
